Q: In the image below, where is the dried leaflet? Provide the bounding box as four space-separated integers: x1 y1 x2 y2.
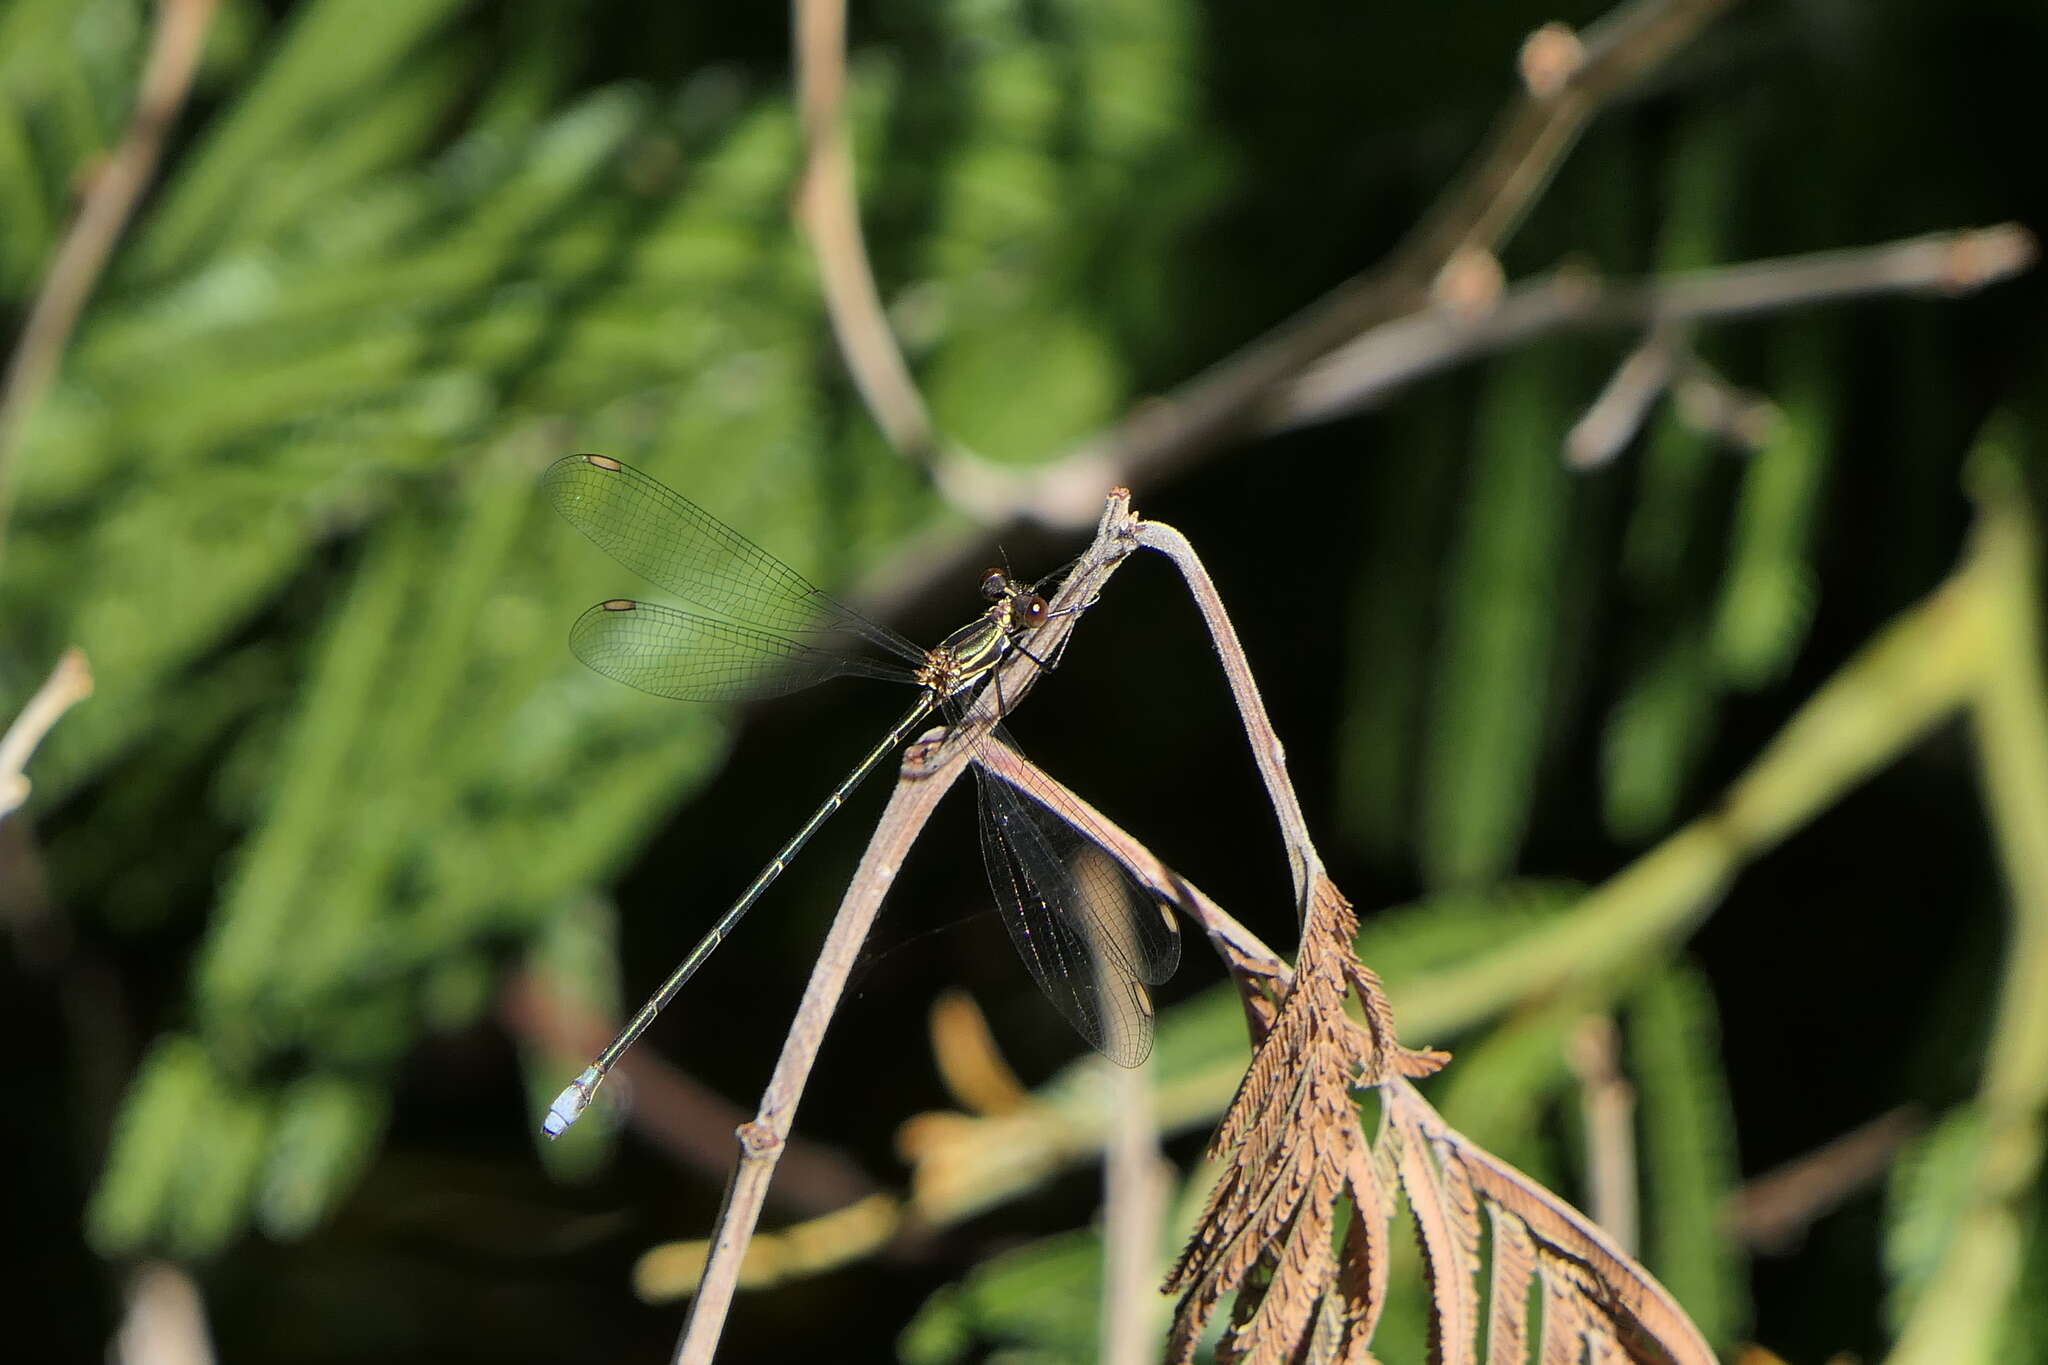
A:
1165 873 1719 1364
1163 876 1446 1363
1486 1205 1538 1365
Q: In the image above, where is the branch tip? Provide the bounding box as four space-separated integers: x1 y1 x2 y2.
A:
1519 22 1587 98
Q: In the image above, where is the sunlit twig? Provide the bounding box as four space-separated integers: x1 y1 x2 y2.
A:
1281 223 2035 432
0 648 93 822
1567 1014 1640 1253
0 0 220 560
792 0 943 466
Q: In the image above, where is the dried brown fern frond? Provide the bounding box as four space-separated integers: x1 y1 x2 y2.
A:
1385 1078 1717 1365
1165 871 1717 1365
1163 875 1445 1363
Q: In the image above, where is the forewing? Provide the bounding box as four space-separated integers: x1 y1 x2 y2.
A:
569 600 908 703
543 454 919 661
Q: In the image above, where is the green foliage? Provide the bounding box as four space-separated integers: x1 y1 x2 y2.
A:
1601 114 1742 842
1357 878 1585 997
901 0 1212 462
8 0 1215 1263
1629 965 1747 1350
1430 998 1581 1186
1337 385 1463 861
899 1228 1104 1365
1885 1107 1986 1332
255 1073 390 1241
1713 324 1833 689
1602 631 1716 841
87 1034 273 1259
1420 347 1573 888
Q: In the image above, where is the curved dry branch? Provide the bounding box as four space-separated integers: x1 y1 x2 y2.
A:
0 0 220 558
793 0 944 465
0 648 93 822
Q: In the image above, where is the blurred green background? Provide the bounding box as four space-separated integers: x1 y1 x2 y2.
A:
3 0 2046 1361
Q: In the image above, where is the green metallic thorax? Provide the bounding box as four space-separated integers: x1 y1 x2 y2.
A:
920 598 1026 697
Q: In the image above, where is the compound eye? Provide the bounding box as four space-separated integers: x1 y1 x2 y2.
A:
980 568 1009 601
1017 594 1050 626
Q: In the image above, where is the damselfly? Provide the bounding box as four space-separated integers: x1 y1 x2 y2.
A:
538 454 1180 1136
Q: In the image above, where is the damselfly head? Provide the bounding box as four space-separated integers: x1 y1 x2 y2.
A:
979 567 1048 627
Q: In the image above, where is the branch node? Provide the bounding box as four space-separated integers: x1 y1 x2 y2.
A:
1519 22 1587 99
1432 246 1507 321
1941 224 2038 293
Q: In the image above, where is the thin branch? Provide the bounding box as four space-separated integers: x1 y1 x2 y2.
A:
1670 357 1780 452
671 491 1141 1365
635 1193 905 1304
0 648 94 822
1394 0 1733 272
1100 1058 1169 1365
1566 330 1677 470
113 1261 216 1365
1566 1014 1639 1253
1731 1106 1921 1254
1133 519 1323 912
853 223 2032 628
928 990 1032 1116
929 0 1738 528
792 0 942 464
670 743 958 1365
0 0 220 558
1280 223 2036 431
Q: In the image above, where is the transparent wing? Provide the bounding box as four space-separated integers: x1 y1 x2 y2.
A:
973 766 1182 1068
543 453 921 662
569 600 913 703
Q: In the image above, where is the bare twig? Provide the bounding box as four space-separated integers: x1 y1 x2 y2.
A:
113 1262 215 1365
0 648 94 822
671 491 1142 1365
1567 330 1678 469
1731 1105 1921 1254
1280 223 2036 431
929 0 1739 528
1100 1059 1170 1365
793 0 942 464
1671 359 1780 451
1134 520 1322 909
1567 1014 1640 1253
670 747 958 1365
0 0 220 556
634 1193 904 1303
927 990 1032 1116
